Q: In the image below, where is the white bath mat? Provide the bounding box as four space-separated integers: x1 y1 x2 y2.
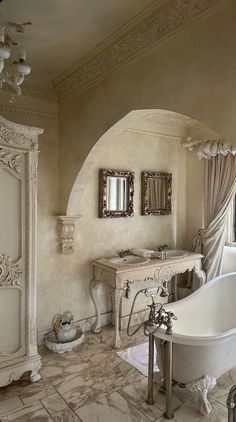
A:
116 342 159 377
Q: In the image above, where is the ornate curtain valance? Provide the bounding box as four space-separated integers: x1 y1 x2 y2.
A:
182 137 236 160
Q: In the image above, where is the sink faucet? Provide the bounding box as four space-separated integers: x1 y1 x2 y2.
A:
156 244 168 252
117 249 132 258
155 244 168 260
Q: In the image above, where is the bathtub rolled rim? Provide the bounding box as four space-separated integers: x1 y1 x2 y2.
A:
153 272 236 347
153 325 236 347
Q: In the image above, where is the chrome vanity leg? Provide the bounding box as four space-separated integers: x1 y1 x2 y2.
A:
89 279 102 333
112 287 125 349
164 340 174 420
147 333 155 404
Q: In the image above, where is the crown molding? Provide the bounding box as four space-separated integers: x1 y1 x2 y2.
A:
3 79 56 102
23 79 56 101
0 104 58 120
53 0 228 101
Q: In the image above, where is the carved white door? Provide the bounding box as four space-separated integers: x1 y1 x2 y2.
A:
0 146 26 362
0 115 43 386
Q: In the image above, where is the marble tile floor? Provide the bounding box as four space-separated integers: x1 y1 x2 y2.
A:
0 325 233 422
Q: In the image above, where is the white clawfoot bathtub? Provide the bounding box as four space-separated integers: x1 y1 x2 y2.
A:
154 272 236 415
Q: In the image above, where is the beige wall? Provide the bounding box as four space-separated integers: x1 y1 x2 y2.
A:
74 122 188 318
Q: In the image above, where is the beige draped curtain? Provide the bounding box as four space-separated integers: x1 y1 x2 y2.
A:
198 154 236 281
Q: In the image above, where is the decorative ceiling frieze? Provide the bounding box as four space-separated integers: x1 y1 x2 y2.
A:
2 79 56 102
53 0 227 100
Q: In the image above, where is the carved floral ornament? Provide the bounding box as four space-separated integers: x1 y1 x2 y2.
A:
0 148 23 174
182 137 236 160
0 125 35 150
0 255 22 287
0 115 43 151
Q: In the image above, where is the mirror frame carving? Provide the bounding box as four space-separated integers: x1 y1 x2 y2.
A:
141 171 172 215
99 169 134 218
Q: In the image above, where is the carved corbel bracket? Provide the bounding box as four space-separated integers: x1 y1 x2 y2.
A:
57 215 80 254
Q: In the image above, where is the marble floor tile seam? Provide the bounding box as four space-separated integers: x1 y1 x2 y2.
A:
0 399 53 421
135 401 166 422
68 381 167 422
40 388 82 416
0 394 25 418
208 394 228 409
137 396 183 422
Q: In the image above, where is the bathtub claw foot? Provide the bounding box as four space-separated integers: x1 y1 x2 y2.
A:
186 375 216 416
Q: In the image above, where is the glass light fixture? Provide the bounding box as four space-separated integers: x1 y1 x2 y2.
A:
0 22 32 98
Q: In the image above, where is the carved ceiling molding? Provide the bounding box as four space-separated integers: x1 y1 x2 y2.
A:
182 137 236 159
53 0 227 100
0 105 58 121
3 79 56 102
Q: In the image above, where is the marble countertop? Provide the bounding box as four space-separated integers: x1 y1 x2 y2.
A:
92 251 204 274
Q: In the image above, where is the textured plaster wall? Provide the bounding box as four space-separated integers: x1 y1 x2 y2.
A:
74 126 187 318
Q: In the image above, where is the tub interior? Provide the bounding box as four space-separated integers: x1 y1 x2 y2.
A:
167 273 236 337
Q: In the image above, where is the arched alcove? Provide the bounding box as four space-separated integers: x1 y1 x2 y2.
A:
67 109 219 216
55 108 225 326
66 109 219 248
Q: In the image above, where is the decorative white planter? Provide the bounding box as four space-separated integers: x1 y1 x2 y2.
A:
44 330 84 353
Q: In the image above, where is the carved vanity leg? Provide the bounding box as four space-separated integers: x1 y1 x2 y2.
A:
112 287 125 349
30 359 42 383
193 268 206 289
89 279 102 333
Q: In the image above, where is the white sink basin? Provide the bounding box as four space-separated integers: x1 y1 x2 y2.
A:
165 250 187 259
108 255 150 266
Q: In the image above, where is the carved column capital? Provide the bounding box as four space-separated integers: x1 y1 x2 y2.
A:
57 215 80 254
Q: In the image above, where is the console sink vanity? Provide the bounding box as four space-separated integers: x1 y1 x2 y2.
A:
90 251 206 348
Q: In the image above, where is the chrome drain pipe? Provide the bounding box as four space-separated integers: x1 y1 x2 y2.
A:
227 385 236 422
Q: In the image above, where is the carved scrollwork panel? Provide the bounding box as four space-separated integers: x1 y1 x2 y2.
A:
0 126 33 150
0 148 23 175
0 255 22 287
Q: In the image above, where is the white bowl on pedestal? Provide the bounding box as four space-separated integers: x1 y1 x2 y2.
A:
44 330 84 353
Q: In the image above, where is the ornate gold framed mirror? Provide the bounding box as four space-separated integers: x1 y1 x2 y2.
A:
141 171 172 215
99 169 134 218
